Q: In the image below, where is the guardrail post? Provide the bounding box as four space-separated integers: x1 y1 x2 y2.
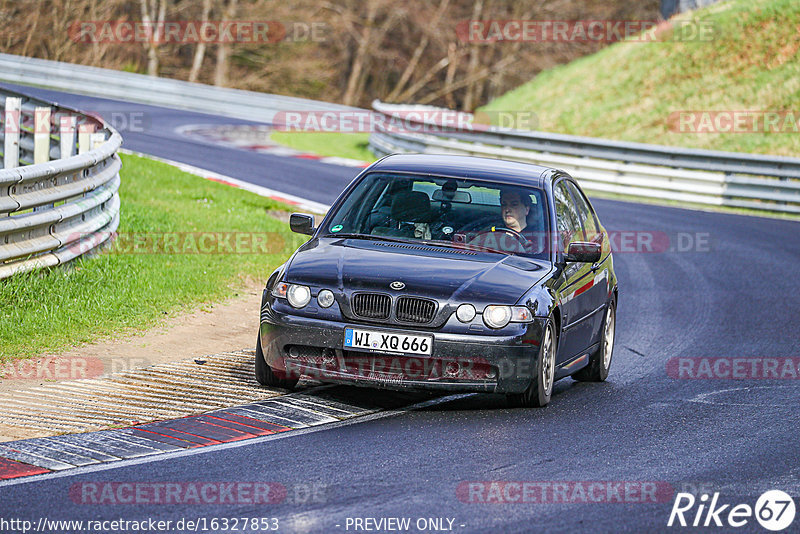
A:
33 106 51 164
3 96 21 170
78 123 94 155
90 132 105 150
33 106 52 212
59 115 77 159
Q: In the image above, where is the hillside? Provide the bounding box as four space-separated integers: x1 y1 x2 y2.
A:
479 0 800 157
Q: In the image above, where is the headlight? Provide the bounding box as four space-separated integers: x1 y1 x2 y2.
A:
317 289 335 308
456 303 476 323
483 305 533 329
483 305 512 328
286 284 312 308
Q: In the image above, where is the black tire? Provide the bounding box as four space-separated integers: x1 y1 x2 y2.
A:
255 335 298 390
573 300 616 382
507 319 556 408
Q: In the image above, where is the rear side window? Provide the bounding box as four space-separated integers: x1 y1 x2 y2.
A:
554 182 582 251
565 181 600 241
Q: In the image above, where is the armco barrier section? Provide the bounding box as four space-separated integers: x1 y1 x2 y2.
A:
0 53 355 124
0 87 122 279
369 101 800 215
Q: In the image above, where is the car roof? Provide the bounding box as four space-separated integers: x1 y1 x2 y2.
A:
368 154 552 189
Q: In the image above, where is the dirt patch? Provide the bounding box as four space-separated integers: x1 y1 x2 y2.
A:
0 282 266 442
0 281 264 397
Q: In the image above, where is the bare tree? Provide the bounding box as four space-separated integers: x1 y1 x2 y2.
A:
385 0 450 102
461 0 483 111
188 0 212 82
140 0 167 76
214 0 238 86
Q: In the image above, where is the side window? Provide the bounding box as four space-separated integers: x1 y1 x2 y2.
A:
553 182 582 252
565 181 600 242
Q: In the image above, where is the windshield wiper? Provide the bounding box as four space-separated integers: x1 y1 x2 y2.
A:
324 233 420 245
327 233 514 256
419 239 510 256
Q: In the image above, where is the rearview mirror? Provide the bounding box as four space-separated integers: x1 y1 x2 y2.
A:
289 213 315 235
565 241 601 263
432 189 472 203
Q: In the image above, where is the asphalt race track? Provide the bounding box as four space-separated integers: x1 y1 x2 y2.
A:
1 84 799 533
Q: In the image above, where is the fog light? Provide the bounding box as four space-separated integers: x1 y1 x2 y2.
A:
317 289 335 308
322 348 336 365
286 284 311 308
456 304 476 323
445 361 460 377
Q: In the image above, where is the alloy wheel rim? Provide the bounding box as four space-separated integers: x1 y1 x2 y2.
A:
542 327 555 396
603 306 615 370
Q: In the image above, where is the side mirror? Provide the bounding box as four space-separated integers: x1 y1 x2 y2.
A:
565 241 601 263
289 213 315 235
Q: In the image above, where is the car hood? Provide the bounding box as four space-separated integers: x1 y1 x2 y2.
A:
285 237 550 305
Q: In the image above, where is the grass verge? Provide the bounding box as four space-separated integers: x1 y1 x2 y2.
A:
0 153 305 360
269 131 374 162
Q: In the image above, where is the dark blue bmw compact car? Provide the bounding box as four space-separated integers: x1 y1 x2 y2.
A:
256 154 618 407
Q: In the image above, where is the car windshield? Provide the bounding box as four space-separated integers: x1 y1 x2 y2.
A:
322 172 550 260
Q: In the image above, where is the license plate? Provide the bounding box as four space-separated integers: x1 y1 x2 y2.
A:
343 327 433 356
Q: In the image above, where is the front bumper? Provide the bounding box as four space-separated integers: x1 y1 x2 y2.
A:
259 300 546 394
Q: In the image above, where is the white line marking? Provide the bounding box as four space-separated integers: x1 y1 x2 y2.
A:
688 384 800 407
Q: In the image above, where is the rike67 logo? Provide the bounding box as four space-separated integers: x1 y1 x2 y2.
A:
668 490 796 531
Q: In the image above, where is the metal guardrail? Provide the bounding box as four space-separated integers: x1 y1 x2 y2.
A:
0 87 122 279
369 101 800 215
0 53 355 124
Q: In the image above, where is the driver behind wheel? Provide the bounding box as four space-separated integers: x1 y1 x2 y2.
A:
495 187 547 254
499 188 532 232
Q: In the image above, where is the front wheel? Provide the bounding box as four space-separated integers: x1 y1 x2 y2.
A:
255 334 298 390
573 300 616 382
507 319 556 408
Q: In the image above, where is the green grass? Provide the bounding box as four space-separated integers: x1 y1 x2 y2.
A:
480 0 800 157
0 153 305 360
269 131 374 162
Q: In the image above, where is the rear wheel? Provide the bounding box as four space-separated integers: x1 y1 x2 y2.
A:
255 335 298 389
573 300 616 382
507 319 556 408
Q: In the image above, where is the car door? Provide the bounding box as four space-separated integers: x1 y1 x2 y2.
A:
553 180 596 363
564 180 611 347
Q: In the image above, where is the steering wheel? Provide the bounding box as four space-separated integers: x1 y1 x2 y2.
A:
458 215 502 234
468 226 530 251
